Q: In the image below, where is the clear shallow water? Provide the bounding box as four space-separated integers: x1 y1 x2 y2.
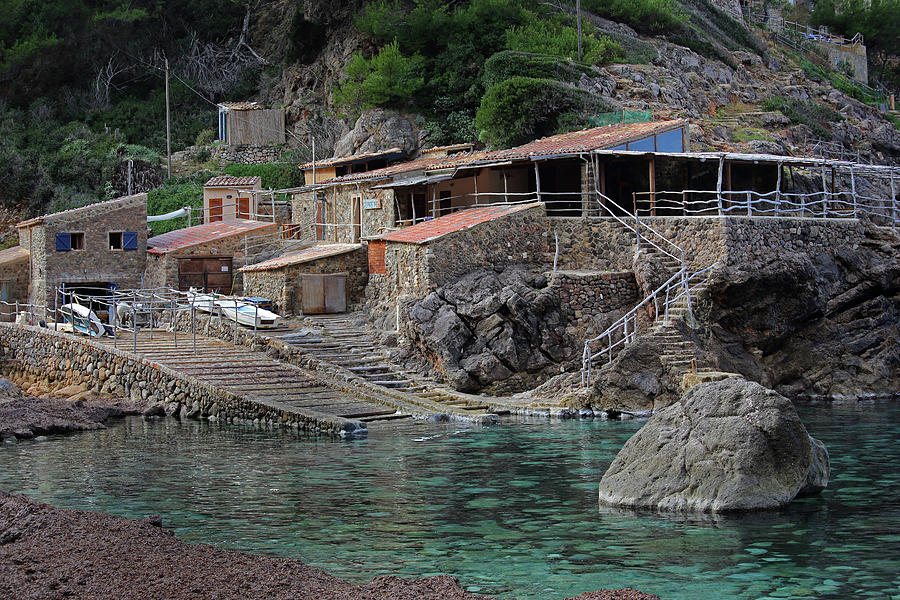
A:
1 404 899 600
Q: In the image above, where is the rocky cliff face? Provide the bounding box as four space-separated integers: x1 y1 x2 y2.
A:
401 266 576 393
706 224 900 400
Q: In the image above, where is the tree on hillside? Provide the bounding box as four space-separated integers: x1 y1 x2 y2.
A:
811 0 900 81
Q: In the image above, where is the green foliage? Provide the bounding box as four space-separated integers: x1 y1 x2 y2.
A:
146 175 208 236
423 110 478 146
334 40 424 114
800 59 884 104
761 96 842 138
195 129 216 146
504 19 623 66
223 164 305 190
582 0 687 34
482 51 591 89
475 76 613 148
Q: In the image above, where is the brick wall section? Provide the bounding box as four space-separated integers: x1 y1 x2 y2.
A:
22 194 147 309
144 223 279 293
368 240 386 275
242 247 369 315
0 323 357 435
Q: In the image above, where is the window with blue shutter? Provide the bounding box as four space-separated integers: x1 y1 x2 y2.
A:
122 231 138 250
55 232 71 251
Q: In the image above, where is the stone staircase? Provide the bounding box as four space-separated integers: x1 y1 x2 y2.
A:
278 313 499 419
102 331 415 426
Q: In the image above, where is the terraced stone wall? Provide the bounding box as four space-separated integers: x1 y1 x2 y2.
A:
551 270 641 339
0 323 355 436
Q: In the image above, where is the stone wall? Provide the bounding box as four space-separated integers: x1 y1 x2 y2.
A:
291 183 396 244
722 217 865 265
0 323 357 435
242 246 369 315
0 252 29 322
823 41 868 85
144 223 279 293
25 194 148 309
214 144 283 165
551 270 640 336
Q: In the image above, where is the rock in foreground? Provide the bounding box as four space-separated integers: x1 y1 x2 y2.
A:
598 378 829 512
0 492 660 600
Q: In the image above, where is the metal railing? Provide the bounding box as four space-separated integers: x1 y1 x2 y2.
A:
581 263 716 387
630 186 899 226
2 285 274 356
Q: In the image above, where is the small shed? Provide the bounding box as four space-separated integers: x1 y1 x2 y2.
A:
240 243 368 315
203 175 263 222
145 220 279 293
217 102 285 146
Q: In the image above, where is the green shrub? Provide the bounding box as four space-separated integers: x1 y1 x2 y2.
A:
334 40 424 114
423 110 478 145
504 19 623 66
223 163 305 190
147 181 204 236
800 59 884 105
475 76 613 148
482 51 589 89
582 0 687 34
195 128 216 146
761 96 842 138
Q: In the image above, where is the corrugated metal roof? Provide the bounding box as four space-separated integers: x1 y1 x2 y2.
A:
0 245 28 265
205 175 263 188
373 203 541 245
147 220 276 254
16 193 147 228
218 102 261 111
240 243 363 272
318 120 686 187
299 147 405 170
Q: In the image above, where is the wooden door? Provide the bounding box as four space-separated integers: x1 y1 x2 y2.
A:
315 202 325 241
178 257 232 292
301 274 325 314
209 198 223 222
352 196 361 243
236 197 250 220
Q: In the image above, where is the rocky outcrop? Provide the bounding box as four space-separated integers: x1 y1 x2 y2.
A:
333 109 421 158
403 266 575 393
707 225 900 399
598 378 829 512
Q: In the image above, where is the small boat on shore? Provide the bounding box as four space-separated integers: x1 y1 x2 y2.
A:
215 298 280 329
59 303 105 337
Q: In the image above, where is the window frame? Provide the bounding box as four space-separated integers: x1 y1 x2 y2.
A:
108 231 123 251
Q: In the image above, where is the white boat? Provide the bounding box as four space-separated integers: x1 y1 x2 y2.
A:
186 288 217 313
215 298 280 329
59 303 105 337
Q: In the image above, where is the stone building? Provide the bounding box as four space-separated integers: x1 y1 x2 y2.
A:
240 244 368 315
144 220 279 294
12 194 148 311
203 175 263 222
300 148 407 186
0 246 30 321
290 120 691 245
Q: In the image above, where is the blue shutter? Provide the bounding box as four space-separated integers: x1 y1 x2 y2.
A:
122 231 138 250
56 232 71 251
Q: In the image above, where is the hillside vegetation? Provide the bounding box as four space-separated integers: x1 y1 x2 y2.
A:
1 0 898 223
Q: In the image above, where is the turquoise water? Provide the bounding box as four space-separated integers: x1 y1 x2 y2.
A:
1 403 899 600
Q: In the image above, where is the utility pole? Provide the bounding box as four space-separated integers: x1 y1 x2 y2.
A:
312 136 317 184
165 58 171 179
576 0 582 62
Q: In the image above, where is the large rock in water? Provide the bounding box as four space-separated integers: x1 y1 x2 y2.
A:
598 378 829 512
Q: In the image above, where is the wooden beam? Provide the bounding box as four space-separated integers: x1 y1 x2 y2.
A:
648 156 656 216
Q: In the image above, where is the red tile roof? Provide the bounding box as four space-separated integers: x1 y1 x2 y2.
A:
322 120 685 186
16 193 147 228
205 175 262 188
374 203 541 244
0 245 28 265
299 147 405 170
240 243 362 272
147 220 277 254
